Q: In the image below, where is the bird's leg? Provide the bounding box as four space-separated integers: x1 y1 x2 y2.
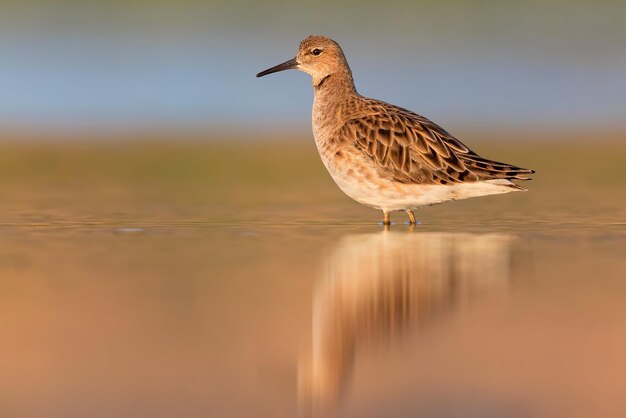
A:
383 210 391 225
406 210 416 225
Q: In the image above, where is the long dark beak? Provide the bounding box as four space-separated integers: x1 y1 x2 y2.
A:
256 58 298 77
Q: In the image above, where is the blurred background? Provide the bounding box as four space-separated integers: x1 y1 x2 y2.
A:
1 2 625 418
1 0 625 138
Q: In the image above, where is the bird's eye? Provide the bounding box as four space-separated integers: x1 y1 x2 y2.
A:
311 48 322 56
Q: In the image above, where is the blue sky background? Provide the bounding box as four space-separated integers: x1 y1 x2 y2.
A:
1 0 624 136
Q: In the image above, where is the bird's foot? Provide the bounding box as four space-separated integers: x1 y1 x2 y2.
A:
382 210 391 226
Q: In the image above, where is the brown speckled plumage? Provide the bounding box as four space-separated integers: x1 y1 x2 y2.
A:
257 35 534 224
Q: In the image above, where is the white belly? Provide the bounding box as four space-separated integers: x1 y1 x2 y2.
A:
314 138 519 211
331 169 519 210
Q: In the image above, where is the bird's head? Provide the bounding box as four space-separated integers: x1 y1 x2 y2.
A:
256 35 352 86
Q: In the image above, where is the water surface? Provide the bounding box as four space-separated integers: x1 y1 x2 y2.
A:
0 140 624 417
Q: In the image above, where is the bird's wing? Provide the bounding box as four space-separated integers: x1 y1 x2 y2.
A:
340 100 534 185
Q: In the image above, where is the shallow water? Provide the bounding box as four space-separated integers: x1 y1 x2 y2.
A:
1 141 625 417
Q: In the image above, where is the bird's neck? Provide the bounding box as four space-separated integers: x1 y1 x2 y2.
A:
313 70 357 97
312 72 359 142
313 71 358 118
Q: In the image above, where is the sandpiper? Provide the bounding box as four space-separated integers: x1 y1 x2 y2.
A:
257 35 534 225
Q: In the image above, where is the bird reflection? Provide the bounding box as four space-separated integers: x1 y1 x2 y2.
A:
298 230 514 416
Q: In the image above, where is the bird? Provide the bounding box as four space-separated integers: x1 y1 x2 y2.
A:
256 35 534 225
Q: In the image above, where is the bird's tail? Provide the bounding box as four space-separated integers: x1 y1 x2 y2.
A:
460 154 535 181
